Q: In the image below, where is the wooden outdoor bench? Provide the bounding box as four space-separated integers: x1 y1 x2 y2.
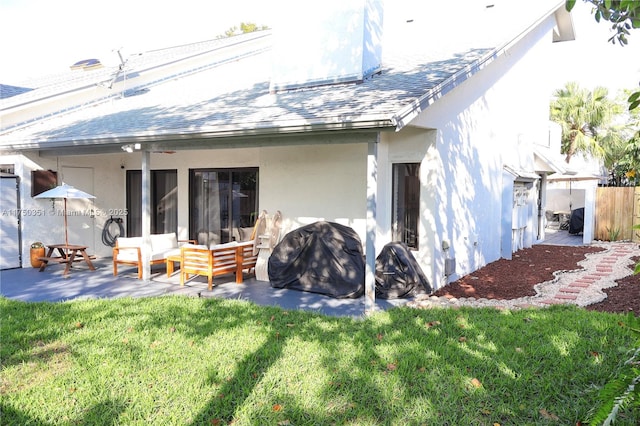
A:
179 241 258 290
113 233 195 279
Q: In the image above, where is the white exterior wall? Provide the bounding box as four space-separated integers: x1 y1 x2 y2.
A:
6 153 125 263
8 144 371 263
407 13 558 288
125 145 369 255
377 127 439 286
259 144 368 236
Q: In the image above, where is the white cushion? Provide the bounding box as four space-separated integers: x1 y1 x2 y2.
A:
181 244 208 250
115 237 142 262
150 251 172 261
116 251 140 262
209 241 238 250
151 233 178 251
117 237 142 248
162 248 182 258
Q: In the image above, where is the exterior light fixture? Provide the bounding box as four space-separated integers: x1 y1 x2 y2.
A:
121 143 141 153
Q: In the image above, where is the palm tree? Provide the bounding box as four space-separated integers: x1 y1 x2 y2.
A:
550 82 621 163
601 89 640 185
601 122 631 185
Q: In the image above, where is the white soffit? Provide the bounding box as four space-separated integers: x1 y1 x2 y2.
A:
534 149 566 174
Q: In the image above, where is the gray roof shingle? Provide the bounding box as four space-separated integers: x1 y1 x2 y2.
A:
0 1 566 152
0 84 34 99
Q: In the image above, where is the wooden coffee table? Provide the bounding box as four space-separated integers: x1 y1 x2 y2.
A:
166 254 181 277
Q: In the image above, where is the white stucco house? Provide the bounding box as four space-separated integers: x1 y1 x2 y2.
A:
0 0 575 307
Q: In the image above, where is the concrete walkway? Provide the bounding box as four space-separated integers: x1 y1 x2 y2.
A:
540 228 586 246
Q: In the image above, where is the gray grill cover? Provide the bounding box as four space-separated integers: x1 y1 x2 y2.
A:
569 208 584 235
375 242 431 299
268 221 365 298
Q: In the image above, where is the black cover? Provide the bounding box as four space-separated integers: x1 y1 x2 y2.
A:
268 221 365 298
375 242 432 299
569 208 584 234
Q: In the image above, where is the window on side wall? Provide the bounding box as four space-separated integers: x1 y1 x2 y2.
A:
392 163 420 250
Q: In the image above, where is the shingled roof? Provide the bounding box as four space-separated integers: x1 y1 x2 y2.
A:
0 1 571 154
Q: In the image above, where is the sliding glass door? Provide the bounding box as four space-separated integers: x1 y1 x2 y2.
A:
189 168 258 245
126 170 177 236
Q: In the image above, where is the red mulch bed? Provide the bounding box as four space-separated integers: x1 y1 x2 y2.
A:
431 245 640 315
586 255 640 315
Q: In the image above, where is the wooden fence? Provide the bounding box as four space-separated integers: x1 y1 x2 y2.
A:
595 186 640 242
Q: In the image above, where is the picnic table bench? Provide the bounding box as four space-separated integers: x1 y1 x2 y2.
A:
38 244 96 276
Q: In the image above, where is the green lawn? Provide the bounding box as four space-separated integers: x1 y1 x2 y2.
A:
1 296 637 425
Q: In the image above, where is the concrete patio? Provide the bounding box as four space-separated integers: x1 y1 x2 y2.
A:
0 258 410 318
0 229 584 318
541 227 586 246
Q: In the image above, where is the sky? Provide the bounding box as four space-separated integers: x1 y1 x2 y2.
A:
550 1 640 97
0 0 274 82
0 0 639 97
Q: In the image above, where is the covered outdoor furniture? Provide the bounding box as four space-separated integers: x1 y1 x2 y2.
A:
375 242 432 299
180 241 258 290
112 233 195 279
568 208 585 235
268 221 365 299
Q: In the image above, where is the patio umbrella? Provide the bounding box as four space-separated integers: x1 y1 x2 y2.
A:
547 171 604 211
34 183 96 247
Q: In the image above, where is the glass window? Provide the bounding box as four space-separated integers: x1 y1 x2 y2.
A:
0 164 15 174
189 168 258 245
126 170 177 236
392 163 420 249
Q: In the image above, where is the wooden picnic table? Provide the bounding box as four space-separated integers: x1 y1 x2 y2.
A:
38 244 96 276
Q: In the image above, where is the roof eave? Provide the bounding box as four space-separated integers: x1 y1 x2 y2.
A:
553 4 576 42
392 1 568 131
391 50 498 130
0 116 397 154
534 148 567 174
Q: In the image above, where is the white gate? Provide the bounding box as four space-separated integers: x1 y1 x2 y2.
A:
1 175 21 269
